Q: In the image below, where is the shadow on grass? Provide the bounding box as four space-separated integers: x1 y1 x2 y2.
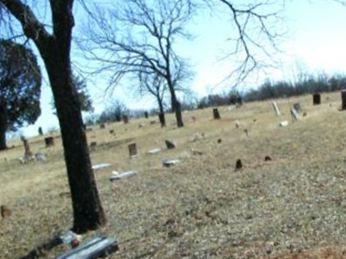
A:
20 235 62 259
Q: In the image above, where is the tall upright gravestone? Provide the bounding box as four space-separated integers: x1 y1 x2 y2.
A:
341 90 346 110
313 93 321 105
45 136 54 147
38 127 43 136
213 108 221 120
128 143 138 158
272 101 281 116
123 115 129 124
20 136 33 159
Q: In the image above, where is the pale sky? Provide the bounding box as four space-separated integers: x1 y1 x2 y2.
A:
19 0 346 137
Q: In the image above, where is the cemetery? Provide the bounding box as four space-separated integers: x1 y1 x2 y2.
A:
0 92 346 258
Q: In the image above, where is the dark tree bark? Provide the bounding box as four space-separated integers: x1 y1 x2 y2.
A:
157 95 166 127
0 101 8 150
167 79 184 127
0 0 106 233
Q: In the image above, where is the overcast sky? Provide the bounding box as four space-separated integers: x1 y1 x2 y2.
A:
18 0 346 137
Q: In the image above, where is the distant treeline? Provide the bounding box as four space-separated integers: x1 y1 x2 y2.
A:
85 73 346 125
243 73 346 102
188 73 346 109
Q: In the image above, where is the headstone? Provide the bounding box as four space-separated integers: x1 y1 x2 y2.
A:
144 112 149 118
272 101 281 116
264 156 272 161
20 136 33 159
213 108 221 120
235 159 243 170
162 159 181 167
158 113 166 127
244 129 249 137
90 142 97 151
110 171 137 181
35 152 46 162
57 236 118 259
0 205 11 218
92 163 111 170
123 115 129 124
341 90 346 110
235 121 240 128
100 123 106 129
45 137 54 147
279 121 289 127
165 140 176 149
148 148 161 154
313 93 321 105
290 108 299 121
128 143 138 158
293 103 301 113
38 127 43 136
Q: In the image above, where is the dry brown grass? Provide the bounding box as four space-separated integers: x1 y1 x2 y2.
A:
0 92 345 258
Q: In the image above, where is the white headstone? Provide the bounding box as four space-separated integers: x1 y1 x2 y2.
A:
290 108 300 121
272 101 281 116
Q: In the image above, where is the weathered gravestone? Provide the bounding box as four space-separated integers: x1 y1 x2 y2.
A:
162 159 181 167
165 140 176 149
21 136 33 160
0 205 11 219
264 156 272 161
123 115 129 124
144 112 149 118
90 142 97 152
313 93 321 105
45 137 54 147
128 143 138 158
290 108 300 121
341 90 346 110
110 171 137 181
38 127 43 136
235 159 243 170
272 101 281 116
293 102 301 113
213 108 221 120
57 235 118 259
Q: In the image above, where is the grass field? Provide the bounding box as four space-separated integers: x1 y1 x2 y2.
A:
0 92 346 258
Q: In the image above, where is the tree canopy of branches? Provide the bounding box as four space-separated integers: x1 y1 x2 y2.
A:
80 0 194 128
98 100 129 123
138 70 167 126
0 39 41 150
0 0 105 233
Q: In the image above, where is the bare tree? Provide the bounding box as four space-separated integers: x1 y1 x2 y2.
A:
79 0 194 128
0 0 106 233
137 62 167 127
213 0 284 85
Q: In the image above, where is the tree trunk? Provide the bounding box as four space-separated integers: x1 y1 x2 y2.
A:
44 49 106 233
167 84 184 127
157 96 166 127
0 101 7 151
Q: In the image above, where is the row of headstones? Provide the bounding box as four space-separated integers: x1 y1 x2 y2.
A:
128 140 175 158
